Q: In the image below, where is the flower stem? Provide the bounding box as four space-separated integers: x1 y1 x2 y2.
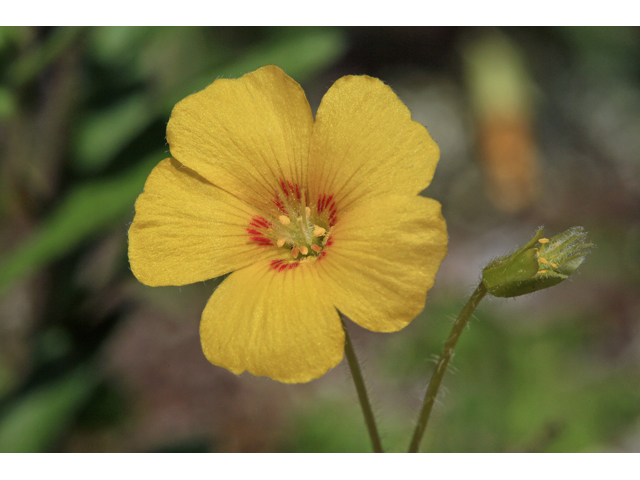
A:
408 282 487 453
341 315 384 453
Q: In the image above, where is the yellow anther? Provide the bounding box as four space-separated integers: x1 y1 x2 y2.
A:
539 257 549 264
277 238 286 248
313 225 326 237
279 215 291 226
550 262 558 268
299 246 309 256
305 206 311 217
538 269 548 274
291 247 299 259
311 244 322 253
538 238 549 244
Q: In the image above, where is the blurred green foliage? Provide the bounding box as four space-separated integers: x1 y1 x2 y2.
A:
0 27 639 452
0 153 159 291
0 26 346 292
0 26 347 452
0 364 98 452
381 298 640 452
286 292 640 452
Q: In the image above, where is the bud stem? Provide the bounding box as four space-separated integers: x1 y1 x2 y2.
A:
408 282 488 452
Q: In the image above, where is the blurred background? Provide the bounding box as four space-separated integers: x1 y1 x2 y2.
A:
0 26 639 453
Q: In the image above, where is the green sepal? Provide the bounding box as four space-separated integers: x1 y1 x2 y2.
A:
496 271 567 297
483 246 540 297
481 226 591 298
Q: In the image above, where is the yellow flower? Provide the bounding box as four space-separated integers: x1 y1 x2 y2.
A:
128 66 448 383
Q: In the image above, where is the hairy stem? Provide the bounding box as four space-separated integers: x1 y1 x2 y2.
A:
341 315 384 453
408 282 487 452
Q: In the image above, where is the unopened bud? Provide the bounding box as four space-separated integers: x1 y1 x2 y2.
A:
482 227 592 298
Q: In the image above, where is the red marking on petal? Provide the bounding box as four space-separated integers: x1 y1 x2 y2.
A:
287 180 295 196
326 195 334 208
271 259 300 272
246 229 263 236
273 198 287 214
254 216 271 228
294 183 301 200
279 179 288 196
250 236 272 245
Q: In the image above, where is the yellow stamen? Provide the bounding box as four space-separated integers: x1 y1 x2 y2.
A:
277 238 286 248
299 246 309 256
305 206 311 217
538 269 548 274
550 262 558 268
538 238 549 244
313 225 326 237
291 247 299 259
279 215 291 226
539 257 549 264
311 244 322 253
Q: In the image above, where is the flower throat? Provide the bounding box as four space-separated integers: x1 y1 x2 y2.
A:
247 179 336 270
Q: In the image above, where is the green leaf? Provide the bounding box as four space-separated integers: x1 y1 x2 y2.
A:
6 27 86 87
0 85 17 121
224 28 346 81
166 28 347 111
88 26 153 67
73 93 153 172
0 365 98 452
0 154 160 292
0 359 16 400
76 28 345 172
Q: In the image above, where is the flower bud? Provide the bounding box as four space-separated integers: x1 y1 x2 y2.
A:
482 227 592 298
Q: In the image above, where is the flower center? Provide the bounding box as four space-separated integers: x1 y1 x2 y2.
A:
247 180 337 271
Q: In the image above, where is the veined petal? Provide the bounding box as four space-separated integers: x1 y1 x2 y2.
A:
128 158 277 287
308 75 440 213
200 261 344 383
316 195 447 332
167 65 313 211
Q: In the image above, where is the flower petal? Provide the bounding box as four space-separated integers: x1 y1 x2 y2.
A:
128 158 277 287
166 65 313 211
200 260 344 383
308 75 440 212
317 195 447 332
